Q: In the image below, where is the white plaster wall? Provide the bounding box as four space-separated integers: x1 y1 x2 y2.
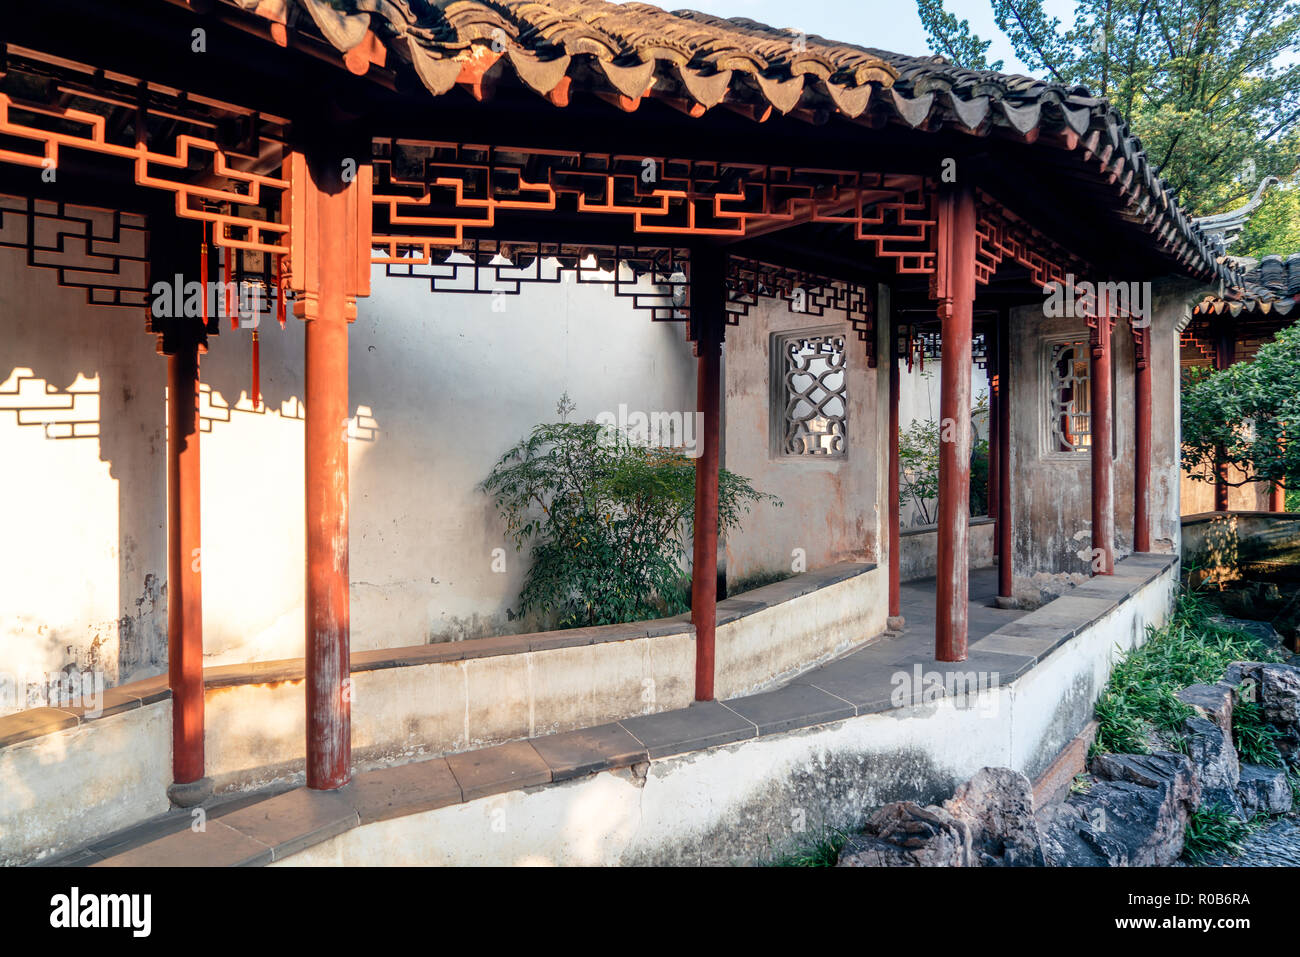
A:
1008 303 1143 601
1 244 699 707
0 239 166 711
722 297 878 582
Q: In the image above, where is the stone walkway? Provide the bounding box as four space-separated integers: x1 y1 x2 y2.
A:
1203 815 1300 867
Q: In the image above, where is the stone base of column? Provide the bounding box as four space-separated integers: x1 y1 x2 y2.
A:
167 776 213 809
994 595 1019 610
886 616 906 633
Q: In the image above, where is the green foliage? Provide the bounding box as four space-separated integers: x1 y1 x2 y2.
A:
762 825 850 867
1092 589 1285 756
898 417 942 525
915 0 1300 231
1183 804 1252 864
481 402 780 629
1232 694 1286 767
898 389 991 524
916 0 1004 71
1181 323 1300 490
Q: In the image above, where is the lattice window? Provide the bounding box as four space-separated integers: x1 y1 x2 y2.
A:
1047 339 1092 453
774 330 848 457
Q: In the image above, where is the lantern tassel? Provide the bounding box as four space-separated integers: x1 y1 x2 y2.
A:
251 330 260 408
199 221 209 328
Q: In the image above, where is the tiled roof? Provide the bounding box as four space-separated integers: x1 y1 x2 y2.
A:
1195 253 1300 317
231 0 1237 283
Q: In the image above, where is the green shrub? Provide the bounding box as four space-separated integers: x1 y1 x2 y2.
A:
481 406 780 629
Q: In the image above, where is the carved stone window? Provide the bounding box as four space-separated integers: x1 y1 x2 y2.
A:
1047 338 1092 453
773 329 847 457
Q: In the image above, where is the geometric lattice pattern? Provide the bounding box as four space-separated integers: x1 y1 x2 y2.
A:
1047 338 1092 453
778 332 847 457
0 194 148 308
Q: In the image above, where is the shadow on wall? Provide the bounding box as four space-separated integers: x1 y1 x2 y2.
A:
2 245 701 694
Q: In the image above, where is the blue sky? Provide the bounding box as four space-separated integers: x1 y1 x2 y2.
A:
642 0 1080 76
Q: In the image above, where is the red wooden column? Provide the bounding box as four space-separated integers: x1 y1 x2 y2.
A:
165 332 208 805
887 315 902 629
996 309 1012 602
989 348 1000 554
934 185 976 662
690 247 725 701
1090 296 1115 575
288 149 372 789
1214 327 1236 512
1134 324 1152 552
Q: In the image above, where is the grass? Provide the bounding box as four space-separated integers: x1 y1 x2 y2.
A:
762 825 850 867
1232 695 1286 767
1091 588 1286 758
1182 805 1254 864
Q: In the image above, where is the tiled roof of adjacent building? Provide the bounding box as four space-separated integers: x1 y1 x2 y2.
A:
1195 253 1300 317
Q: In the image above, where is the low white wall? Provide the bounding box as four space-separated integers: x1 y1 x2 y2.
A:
899 519 995 582
202 631 697 791
0 701 172 866
274 565 1177 866
0 562 884 861
714 565 884 699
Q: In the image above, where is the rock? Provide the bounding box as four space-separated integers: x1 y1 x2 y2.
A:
837 802 971 867
1183 716 1245 820
1237 764 1294 816
1260 663 1300 729
1038 802 1132 867
1213 616 1284 647
1176 683 1235 735
1224 661 1265 692
1090 751 1202 809
1057 778 1190 866
942 767 1045 866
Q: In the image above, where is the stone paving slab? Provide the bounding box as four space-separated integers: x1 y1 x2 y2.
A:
345 756 463 824
0 708 80 748
888 649 1036 685
216 787 360 862
91 820 273 868
528 723 648 781
722 683 857 735
794 660 902 715
618 700 757 758
970 631 1058 661
1069 576 1142 602
444 740 552 801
